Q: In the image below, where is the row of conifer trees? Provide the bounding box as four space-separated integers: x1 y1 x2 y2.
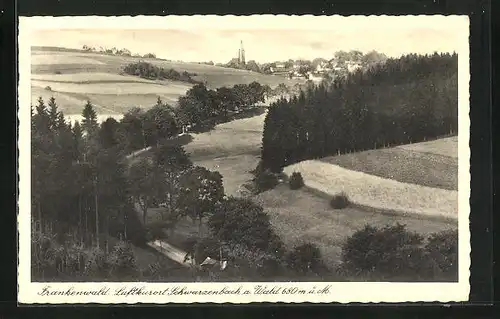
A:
261 52 458 172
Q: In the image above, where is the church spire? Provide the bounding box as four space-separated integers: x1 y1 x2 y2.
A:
239 40 245 65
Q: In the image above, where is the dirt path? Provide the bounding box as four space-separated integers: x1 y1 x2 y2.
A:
147 240 193 268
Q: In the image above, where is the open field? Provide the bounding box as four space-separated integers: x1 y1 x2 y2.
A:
184 112 265 195
32 53 106 65
184 109 458 219
32 72 160 84
32 79 191 95
396 136 458 158
32 47 304 86
31 47 305 115
254 183 457 266
194 154 260 197
321 137 458 191
185 112 265 159
131 102 459 269
283 160 457 220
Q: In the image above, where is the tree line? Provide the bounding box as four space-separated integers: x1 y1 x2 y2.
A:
260 52 458 173
31 96 223 280
176 82 269 131
123 61 200 84
84 81 269 155
32 92 457 282
31 95 325 281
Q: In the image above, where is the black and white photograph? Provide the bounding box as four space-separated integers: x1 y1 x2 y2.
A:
17 15 470 304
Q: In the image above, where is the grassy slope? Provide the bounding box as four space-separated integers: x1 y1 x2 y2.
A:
184 112 266 197
254 183 456 267
283 160 457 220
182 109 458 266
31 47 304 115
397 136 458 158
320 136 458 191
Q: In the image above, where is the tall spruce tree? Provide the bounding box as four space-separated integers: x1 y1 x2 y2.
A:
47 97 60 131
72 121 84 161
81 100 98 137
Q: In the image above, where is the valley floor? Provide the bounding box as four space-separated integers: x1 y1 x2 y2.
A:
179 113 459 267
254 183 456 266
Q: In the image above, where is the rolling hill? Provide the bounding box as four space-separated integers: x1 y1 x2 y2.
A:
31 46 305 117
181 110 458 265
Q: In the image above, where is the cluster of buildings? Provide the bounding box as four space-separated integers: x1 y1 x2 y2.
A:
232 41 364 83
270 59 363 83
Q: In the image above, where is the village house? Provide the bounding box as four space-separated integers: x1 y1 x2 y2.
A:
290 70 306 79
307 71 324 83
346 61 362 73
316 61 332 73
270 62 288 73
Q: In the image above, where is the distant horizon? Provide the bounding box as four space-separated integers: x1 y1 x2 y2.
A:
31 44 457 66
30 21 463 64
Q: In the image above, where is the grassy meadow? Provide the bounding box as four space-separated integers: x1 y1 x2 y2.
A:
31 47 304 115
320 136 458 191
254 183 457 266
283 160 457 220
183 111 458 266
32 46 459 272
184 112 266 196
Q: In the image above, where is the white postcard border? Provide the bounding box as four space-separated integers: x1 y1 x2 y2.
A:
18 15 471 304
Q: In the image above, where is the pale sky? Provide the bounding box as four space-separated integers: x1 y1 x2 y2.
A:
28 16 467 64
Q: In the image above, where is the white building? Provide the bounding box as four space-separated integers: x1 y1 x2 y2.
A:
307 72 324 83
316 61 331 72
346 61 362 73
270 63 288 73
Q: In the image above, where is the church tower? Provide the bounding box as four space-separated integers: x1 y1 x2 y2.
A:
238 40 246 65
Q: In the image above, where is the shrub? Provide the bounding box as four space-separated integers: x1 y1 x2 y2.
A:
330 192 350 209
83 246 109 278
341 223 429 279
31 227 60 279
251 161 279 193
425 229 458 279
222 242 286 279
55 71 62 74
289 172 305 190
108 240 139 278
286 242 324 275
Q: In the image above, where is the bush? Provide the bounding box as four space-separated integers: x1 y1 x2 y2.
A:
289 172 305 190
340 224 459 281
83 246 109 278
286 242 323 275
341 223 429 279
55 71 62 74
108 240 139 278
123 61 197 83
251 161 279 193
425 229 458 279
330 192 350 209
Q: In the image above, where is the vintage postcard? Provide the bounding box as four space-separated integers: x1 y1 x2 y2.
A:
18 15 470 304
